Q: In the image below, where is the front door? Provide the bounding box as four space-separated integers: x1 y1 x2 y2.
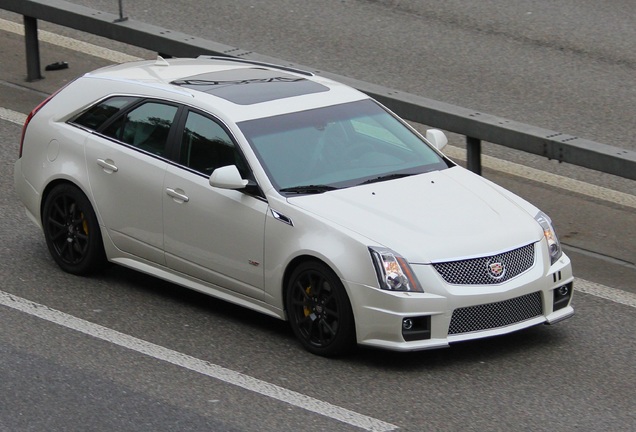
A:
162 110 268 298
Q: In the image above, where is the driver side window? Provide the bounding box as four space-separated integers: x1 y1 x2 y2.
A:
179 111 242 176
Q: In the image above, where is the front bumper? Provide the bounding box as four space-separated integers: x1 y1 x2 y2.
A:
346 253 574 352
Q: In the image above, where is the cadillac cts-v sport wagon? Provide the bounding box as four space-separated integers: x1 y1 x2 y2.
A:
14 56 574 355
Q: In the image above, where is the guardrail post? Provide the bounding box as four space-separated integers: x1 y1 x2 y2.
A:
23 15 43 82
114 0 128 22
466 136 482 175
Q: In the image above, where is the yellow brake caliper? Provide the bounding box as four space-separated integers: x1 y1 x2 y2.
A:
81 212 89 236
303 286 312 317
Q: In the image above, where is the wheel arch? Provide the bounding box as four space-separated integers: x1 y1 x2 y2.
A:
271 224 378 322
282 255 328 318
281 254 357 336
282 255 358 355
40 178 97 223
40 179 108 275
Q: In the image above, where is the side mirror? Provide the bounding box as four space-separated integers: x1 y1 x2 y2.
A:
209 165 249 190
425 129 448 151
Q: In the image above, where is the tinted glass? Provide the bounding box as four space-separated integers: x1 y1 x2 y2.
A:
72 96 138 130
102 102 178 156
179 111 242 176
171 68 328 105
238 99 449 191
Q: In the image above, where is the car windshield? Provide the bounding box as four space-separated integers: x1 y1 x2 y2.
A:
238 99 450 193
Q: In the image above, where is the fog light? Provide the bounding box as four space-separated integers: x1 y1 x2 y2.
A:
401 316 431 341
553 282 573 311
557 285 569 296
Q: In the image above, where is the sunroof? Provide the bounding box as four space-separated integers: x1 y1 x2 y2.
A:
171 68 329 105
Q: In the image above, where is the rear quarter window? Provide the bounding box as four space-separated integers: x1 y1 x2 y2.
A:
71 96 139 131
101 101 179 157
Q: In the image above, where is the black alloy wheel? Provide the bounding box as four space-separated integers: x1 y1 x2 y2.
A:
286 261 355 356
42 184 106 275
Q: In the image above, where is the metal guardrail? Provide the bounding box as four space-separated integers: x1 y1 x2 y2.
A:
2 0 635 180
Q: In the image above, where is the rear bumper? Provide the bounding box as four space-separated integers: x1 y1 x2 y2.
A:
14 158 42 228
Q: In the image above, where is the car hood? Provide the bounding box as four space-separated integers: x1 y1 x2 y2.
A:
288 167 542 263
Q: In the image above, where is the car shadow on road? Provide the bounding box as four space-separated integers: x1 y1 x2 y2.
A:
94 264 296 342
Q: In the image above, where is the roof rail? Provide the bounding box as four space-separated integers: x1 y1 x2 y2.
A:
196 55 314 77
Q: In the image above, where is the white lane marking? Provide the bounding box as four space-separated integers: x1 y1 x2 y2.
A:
0 290 398 432
575 279 636 308
0 107 26 125
0 18 143 63
443 145 636 210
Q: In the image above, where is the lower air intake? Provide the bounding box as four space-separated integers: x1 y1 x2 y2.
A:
448 291 543 335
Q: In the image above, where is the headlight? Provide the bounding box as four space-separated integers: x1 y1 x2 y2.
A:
535 211 562 265
369 247 423 292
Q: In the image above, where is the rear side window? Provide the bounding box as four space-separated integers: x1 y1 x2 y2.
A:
102 102 179 157
72 96 138 131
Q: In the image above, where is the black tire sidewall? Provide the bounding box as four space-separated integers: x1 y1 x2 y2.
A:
42 184 106 275
286 261 356 356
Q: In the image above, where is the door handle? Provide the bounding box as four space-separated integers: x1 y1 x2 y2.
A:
166 187 189 203
96 158 118 173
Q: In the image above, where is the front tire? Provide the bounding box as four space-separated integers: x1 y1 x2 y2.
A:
286 261 356 356
42 184 106 275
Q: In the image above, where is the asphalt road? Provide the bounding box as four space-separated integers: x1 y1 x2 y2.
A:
1 1 635 431
0 125 634 430
67 0 636 153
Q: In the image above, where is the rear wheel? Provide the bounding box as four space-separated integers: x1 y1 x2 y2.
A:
42 184 106 275
286 261 356 356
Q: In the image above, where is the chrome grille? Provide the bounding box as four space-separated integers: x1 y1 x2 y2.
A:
433 243 535 285
448 291 543 335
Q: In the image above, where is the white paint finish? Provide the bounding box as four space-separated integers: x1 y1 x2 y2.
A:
163 164 269 299
291 167 542 263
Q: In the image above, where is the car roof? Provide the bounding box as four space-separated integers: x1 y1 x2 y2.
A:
82 57 369 122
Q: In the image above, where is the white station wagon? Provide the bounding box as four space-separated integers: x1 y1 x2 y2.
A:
14 56 574 355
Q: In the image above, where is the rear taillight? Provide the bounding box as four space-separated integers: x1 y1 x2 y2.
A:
18 79 74 158
19 94 55 158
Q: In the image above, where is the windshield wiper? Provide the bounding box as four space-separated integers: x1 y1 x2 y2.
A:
279 184 339 194
358 173 413 185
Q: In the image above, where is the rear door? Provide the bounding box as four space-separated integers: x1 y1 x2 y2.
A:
83 99 179 264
